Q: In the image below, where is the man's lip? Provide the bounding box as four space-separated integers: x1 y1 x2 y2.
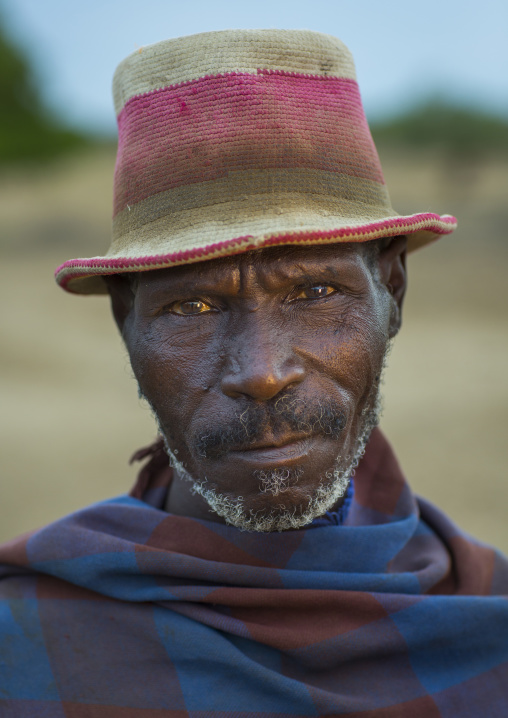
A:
226 437 315 465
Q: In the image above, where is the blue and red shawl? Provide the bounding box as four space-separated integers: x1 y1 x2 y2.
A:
1 428 507 716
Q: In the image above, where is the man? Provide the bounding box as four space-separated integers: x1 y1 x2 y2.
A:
1 29 507 716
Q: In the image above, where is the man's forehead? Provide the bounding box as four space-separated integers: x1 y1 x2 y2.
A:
135 242 371 292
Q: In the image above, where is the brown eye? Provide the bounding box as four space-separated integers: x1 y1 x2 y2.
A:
296 285 336 300
169 299 212 315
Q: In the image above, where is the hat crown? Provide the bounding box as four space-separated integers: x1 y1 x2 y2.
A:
113 29 357 115
111 29 385 222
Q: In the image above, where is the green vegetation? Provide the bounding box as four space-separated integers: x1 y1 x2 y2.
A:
0 19 88 165
371 100 508 159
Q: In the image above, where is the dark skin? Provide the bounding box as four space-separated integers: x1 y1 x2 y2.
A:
107 238 407 526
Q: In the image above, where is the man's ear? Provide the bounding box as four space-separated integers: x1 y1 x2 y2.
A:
103 275 136 336
377 235 408 337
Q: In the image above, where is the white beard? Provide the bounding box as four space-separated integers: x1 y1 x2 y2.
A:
159 391 381 532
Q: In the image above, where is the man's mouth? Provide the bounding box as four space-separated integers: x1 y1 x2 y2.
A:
192 396 347 461
227 437 315 465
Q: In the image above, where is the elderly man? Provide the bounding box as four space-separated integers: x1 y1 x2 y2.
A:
1 29 507 716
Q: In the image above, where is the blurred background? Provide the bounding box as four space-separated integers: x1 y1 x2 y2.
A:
1 0 507 549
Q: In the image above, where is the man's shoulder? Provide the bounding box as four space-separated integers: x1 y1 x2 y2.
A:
0 494 156 595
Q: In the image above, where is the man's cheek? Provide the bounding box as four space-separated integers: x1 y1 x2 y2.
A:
133 364 210 444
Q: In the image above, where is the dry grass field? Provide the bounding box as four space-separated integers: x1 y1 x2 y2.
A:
1 147 507 552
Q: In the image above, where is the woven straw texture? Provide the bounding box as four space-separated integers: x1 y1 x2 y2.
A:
55 29 456 294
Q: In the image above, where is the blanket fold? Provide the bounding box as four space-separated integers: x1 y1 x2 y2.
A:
1 428 507 716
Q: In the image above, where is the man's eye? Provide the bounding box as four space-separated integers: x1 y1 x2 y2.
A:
168 299 213 315
295 285 336 300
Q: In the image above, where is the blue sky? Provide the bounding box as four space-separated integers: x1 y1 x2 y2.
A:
2 0 507 133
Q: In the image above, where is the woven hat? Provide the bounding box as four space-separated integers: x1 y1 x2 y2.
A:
55 29 457 295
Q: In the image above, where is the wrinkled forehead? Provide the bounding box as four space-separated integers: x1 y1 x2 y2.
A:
132 241 376 293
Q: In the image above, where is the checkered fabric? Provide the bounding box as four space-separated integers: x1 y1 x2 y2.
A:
1 428 507 716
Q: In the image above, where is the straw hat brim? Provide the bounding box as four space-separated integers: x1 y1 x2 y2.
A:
55 206 456 295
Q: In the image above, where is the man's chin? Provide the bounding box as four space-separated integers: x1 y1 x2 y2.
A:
190 470 350 532
185 459 352 532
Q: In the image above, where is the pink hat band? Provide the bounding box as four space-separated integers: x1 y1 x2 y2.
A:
55 29 456 294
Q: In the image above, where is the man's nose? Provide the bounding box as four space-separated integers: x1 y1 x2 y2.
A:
220 324 305 401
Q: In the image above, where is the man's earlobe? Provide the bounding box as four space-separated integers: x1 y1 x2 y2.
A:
104 275 135 335
378 236 408 337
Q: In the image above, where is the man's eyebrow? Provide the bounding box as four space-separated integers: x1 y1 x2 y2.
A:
143 272 239 297
292 263 344 277
261 258 361 282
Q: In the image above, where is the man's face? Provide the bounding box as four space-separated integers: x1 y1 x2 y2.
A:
116 242 404 530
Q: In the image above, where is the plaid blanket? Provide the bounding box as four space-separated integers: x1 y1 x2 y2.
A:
1 428 507 716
